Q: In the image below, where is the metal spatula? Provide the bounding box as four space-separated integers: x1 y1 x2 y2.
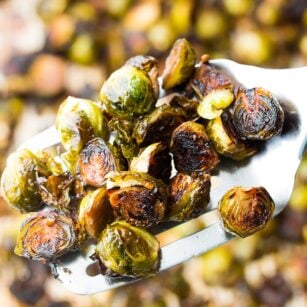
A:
17 59 307 294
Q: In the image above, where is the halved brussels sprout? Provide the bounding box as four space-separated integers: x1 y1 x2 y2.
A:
56 96 108 153
167 172 211 221
197 88 234 120
170 121 219 174
1 149 48 212
218 186 275 237
230 87 284 140
130 142 171 182
38 172 74 211
107 171 167 227
78 137 122 187
133 105 186 146
95 221 160 277
14 210 76 262
187 62 233 98
206 115 257 160
125 55 159 98
100 66 156 119
162 38 196 90
78 188 114 239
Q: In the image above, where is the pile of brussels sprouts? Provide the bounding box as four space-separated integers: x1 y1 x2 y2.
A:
1 38 283 278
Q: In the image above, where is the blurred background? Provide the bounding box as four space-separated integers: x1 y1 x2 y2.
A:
0 0 306 306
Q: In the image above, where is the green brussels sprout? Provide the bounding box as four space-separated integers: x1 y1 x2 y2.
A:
125 55 159 98
218 186 275 237
14 210 76 262
170 121 219 174
68 34 96 65
56 96 108 153
133 105 186 146
206 115 257 161
162 38 196 90
95 221 160 277
230 88 284 140
187 62 233 98
108 118 138 163
78 188 114 239
130 142 172 182
107 171 167 227
1 149 49 213
197 88 234 120
100 66 156 119
78 137 123 187
36 0 68 22
167 172 211 221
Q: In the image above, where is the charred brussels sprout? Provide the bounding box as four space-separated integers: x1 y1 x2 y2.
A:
218 186 275 237
133 105 186 146
1 149 48 213
95 221 160 277
56 96 108 153
130 142 172 182
170 121 219 174
125 55 159 99
78 137 122 187
167 173 211 221
14 210 76 262
107 171 167 227
78 188 114 239
162 38 196 90
100 66 156 119
230 88 284 140
206 116 257 160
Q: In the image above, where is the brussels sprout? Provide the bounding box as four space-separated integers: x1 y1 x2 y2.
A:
78 138 122 187
100 66 156 119
108 118 138 163
56 96 108 153
78 188 114 239
14 210 76 262
206 115 257 160
1 149 49 213
133 105 186 146
170 121 219 174
167 172 211 221
187 62 233 98
197 88 234 120
125 55 159 98
95 221 160 277
230 87 284 140
218 186 275 237
162 38 196 90
68 34 96 65
130 142 172 182
107 171 167 227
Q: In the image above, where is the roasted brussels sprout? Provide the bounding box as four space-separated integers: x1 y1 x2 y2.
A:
167 172 211 221
130 142 172 182
78 188 114 239
206 115 257 160
197 88 234 120
162 38 196 90
187 62 233 98
56 96 108 153
95 221 160 277
125 55 159 98
14 210 76 262
107 171 167 227
78 137 122 187
100 66 156 119
230 88 284 140
1 149 48 212
133 105 186 146
170 121 219 174
218 186 275 237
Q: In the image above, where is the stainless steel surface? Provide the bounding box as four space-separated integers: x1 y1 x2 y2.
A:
18 60 307 294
